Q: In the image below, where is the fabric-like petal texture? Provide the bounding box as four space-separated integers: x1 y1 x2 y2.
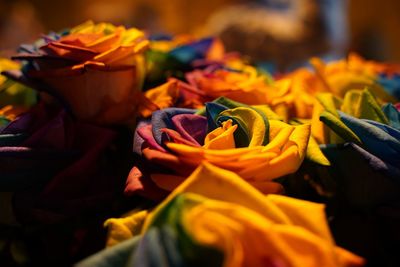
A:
129 98 313 199
86 163 364 267
5 21 149 125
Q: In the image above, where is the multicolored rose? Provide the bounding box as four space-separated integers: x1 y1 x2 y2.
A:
311 88 400 179
79 163 364 267
145 35 225 88
138 62 281 118
247 54 399 120
128 97 314 199
2 19 400 267
4 21 149 125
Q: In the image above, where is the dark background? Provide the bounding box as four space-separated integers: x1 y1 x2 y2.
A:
1 0 400 65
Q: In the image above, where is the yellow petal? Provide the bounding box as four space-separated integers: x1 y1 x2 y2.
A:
306 135 330 166
104 210 148 247
204 120 237 149
143 162 292 231
218 107 267 147
183 196 339 267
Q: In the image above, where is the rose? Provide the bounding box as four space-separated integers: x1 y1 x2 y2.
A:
82 163 364 267
140 54 400 125
5 21 149 125
0 104 121 265
264 54 399 120
283 88 400 212
137 79 204 118
145 35 225 88
314 89 400 178
0 102 135 264
137 61 285 119
311 88 391 144
0 107 140 266
0 103 126 219
182 64 279 105
309 55 397 101
139 36 229 114
297 88 400 209
312 61 400 179
127 97 313 199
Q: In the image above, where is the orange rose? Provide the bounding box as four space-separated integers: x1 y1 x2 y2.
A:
9 21 149 124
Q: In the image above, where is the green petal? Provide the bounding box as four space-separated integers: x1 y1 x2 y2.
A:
320 111 362 145
218 107 269 147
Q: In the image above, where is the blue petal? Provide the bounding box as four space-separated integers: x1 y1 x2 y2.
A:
170 38 214 64
382 103 400 130
364 119 400 140
151 108 196 146
339 111 400 165
130 227 185 267
377 74 400 100
75 236 140 267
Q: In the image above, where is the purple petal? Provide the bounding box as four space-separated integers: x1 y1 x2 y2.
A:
171 114 207 145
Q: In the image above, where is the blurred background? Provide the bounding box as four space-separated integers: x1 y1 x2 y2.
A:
1 0 400 69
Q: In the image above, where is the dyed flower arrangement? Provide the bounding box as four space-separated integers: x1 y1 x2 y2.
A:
81 163 364 267
1 21 400 267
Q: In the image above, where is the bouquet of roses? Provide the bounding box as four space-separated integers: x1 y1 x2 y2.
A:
1 21 400 267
